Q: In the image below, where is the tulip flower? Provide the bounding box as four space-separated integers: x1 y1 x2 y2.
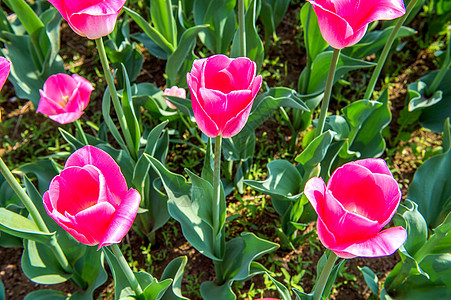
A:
36 73 94 124
187 54 262 138
164 86 186 109
48 0 126 39
304 158 407 258
0 57 10 90
307 0 406 49
43 146 141 249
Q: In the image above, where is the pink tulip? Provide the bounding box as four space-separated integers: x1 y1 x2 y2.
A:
0 57 10 91
36 73 94 124
48 0 126 39
164 86 186 109
304 159 407 258
307 0 406 49
43 146 141 249
187 54 262 138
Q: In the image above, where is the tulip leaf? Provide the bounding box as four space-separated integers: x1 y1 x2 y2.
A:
3 0 43 38
146 155 220 261
22 239 71 284
166 25 208 86
358 266 379 296
263 271 292 300
16 159 61 193
295 130 336 168
300 3 327 62
150 0 177 47
0 208 54 244
407 119 451 229
293 289 313 300
343 26 416 59
101 89 128 151
301 51 375 94
231 0 264 69
200 281 235 300
160 256 189 300
23 290 67 300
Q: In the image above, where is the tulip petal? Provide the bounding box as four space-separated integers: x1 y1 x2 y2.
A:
333 226 407 258
198 87 228 128
225 57 256 90
73 201 116 245
43 73 78 103
352 158 392 176
69 14 118 39
36 93 66 116
98 189 141 248
354 0 406 30
190 84 220 137
221 90 253 138
49 111 85 124
72 74 94 109
303 177 327 212
372 173 402 226
65 146 128 195
0 57 11 91
250 75 263 98
190 58 207 80
202 55 232 91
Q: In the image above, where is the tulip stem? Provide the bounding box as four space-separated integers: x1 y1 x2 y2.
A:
95 38 136 159
238 0 246 56
109 243 144 299
315 48 340 138
213 136 223 239
312 251 338 300
74 120 88 145
363 0 419 100
0 157 87 289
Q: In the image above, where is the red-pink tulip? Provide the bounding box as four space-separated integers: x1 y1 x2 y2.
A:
164 86 186 109
187 54 262 138
48 0 126 39
36 73 94 124
307 0 406 49
43 146 141 249
0 57 10 91
304 159 407 258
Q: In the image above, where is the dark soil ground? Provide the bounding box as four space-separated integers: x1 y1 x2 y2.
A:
0 2 445 300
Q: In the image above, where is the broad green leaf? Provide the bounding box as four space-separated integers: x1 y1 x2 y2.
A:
408 80 443 111
300 51 375 94
407 120 451 229
264 271 291 300
16 160 60 193
0 208 54 244
260 0 290 47
4 0 44 38
0 279 4 300
101 89 128 151
293 288 313 300
160 256 189 300
200 281 235 300
295 130 336 168
151 0 177 47
23 290 67 300
358 266 379 295
22 239 71 284
300 3 327 62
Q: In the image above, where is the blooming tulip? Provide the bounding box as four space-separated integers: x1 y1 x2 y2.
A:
307 0 406 49
304 159 407 258
48 0 126 39
36 73 94 124
0 57 10 90
187 54 262 138
43 146 141 249
164 86 186 109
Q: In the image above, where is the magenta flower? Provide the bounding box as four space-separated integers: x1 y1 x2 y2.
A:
36 73 94 124
0 57 10 91
48 0 126 39
43 146 141 249
304 159 407 258
164 86 186 109
187 54 262 138
307 0 406 49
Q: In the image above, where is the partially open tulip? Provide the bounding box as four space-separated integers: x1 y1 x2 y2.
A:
36 73 94 124
0 57 10 90
164 86 186 109
187 54 262 138
304 159 407 258
48 0 126 39
43 146 141 249
307 0 406 49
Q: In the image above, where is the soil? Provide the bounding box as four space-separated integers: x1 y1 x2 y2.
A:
0 2 445 300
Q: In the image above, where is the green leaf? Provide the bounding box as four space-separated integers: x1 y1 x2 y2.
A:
408 81 443 111
407 120 451 229
0 208 54 244
358 266 379 295
22 240 71 284
300 51 375 94
150 0 177 47
5 0 44 38
200 281 235 300
16 160 60 193
101 89 128 151
160 256 189 300
293 288 313 300
295 130 336 168
0 278 4 300
23 290 67 300
300 3 327 62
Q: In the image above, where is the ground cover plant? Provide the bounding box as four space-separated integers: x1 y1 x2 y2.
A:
0 0 450 299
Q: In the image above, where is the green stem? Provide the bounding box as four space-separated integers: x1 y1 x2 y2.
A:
300 5 312 94
0 157 87 288
213 136 223 239
312 251 338 300
95 38 136 159
238 0 246 57
413 231 446 263
315 48 341 138
426 32 450 95
363 0 420 100
74 119 88 145
109 244 144 299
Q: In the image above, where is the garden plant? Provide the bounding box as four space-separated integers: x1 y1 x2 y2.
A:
0 0 450 299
